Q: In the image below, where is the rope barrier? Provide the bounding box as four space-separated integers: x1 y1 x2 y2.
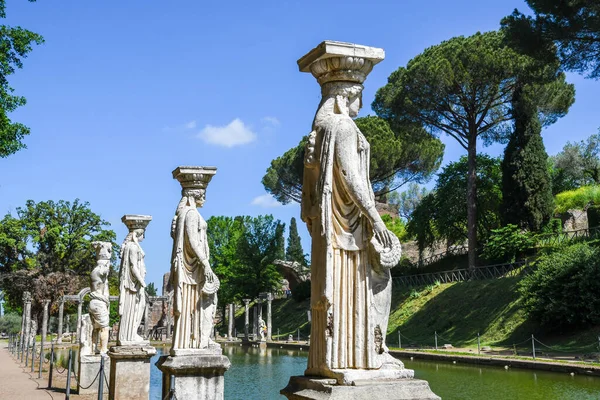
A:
533 337 598 353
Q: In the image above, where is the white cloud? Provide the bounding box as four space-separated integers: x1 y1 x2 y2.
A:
184 120 197 129
262 116 280 127
251 194 282 208
198 118 256 147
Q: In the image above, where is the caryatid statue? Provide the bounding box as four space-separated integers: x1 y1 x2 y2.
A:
90 241 112 354
299 41 403 379
117 214 152 345
169 166 220 354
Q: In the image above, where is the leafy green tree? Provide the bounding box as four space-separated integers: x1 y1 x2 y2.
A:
234 215 284 299
501 84 559 231
262 116 443 204
380 214 408 242
285 217 306 266
145 282 157 296
373 31 570 267
0 312 21 334
207 216 245 307
0 0 44 158
502 1 600 79
550 131 600 194
0 199 117 316
407 155 503 257
388 183 428 220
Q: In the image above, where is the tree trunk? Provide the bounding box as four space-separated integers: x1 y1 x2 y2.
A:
467 138 477 269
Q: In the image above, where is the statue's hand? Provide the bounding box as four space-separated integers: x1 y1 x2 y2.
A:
373 221 393 249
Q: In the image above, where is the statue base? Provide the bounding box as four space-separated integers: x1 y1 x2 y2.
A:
78 353 110 395
281 370 440 400
281 376 440 400
156 348 231 400
108 345 156 400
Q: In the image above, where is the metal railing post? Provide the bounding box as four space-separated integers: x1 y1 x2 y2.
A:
435 331 438 350
477 333 481 355
97 356 105 400
31 338 35 372
531 334 536 360
48 342 54 389
65 348 72 400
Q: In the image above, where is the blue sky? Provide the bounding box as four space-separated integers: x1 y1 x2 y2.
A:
1 0 599 292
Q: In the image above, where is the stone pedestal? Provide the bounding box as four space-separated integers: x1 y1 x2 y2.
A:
281 375 440 400
78 354 110 395
108 345 156 400
156 348 231 400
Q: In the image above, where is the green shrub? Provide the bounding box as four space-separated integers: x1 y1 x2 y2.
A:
519 243 600 329
482 224 535 263
292 280 311 302
554 185 600 214
0 313 21 334
541 218 562 234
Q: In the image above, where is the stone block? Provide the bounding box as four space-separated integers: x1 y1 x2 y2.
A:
156 351 230 400
78 354 110 395
281 376 441 400
108 345 156 400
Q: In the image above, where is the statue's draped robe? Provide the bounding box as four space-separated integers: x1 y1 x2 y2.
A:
170 206 218 350
118 241 146 343
302 115 393 374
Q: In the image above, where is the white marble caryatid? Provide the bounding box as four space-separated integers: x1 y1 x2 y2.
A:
90 241 112 354
169 166 220 354
299 41 403 378
117 215 152 346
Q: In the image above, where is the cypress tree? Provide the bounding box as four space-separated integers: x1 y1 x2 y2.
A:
275 222 286 261
286 217 306 265
501 85 554 231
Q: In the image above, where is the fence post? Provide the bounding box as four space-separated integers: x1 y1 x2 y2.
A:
97 356 105 400
297 328 300 342
48 343 54 389
31 338 35 372
435 331 438 351
477 333 480 355
398 331 402 349
65 348 72 400
277 328 280 341
531 334 536 360
38 335 44 378
25 339 29 366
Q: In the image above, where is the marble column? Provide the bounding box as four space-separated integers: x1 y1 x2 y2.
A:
76 300 83 343
22 292 32 349
266 293 273 341
243 299 250 342
252 304 258 339
41 299 50 346
57 299 64 343
227 304 234 341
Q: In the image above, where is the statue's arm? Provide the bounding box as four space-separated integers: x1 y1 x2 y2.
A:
129 246 146 288
335 120 393 246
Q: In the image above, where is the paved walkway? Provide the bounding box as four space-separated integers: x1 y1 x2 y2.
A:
0 343 52 400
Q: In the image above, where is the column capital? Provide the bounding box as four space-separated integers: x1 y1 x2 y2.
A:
243 299 250 305
42 299 51 306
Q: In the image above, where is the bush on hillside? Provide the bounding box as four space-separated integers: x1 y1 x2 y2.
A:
520 243 600 329
554 185 600 214
292 280 311 302
482 224 535 263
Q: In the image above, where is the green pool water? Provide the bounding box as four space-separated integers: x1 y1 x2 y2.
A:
57 345 600 399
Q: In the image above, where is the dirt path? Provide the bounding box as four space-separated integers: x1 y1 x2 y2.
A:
0 343 52 400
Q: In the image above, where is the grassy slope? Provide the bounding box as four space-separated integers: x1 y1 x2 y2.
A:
246 276 599 353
